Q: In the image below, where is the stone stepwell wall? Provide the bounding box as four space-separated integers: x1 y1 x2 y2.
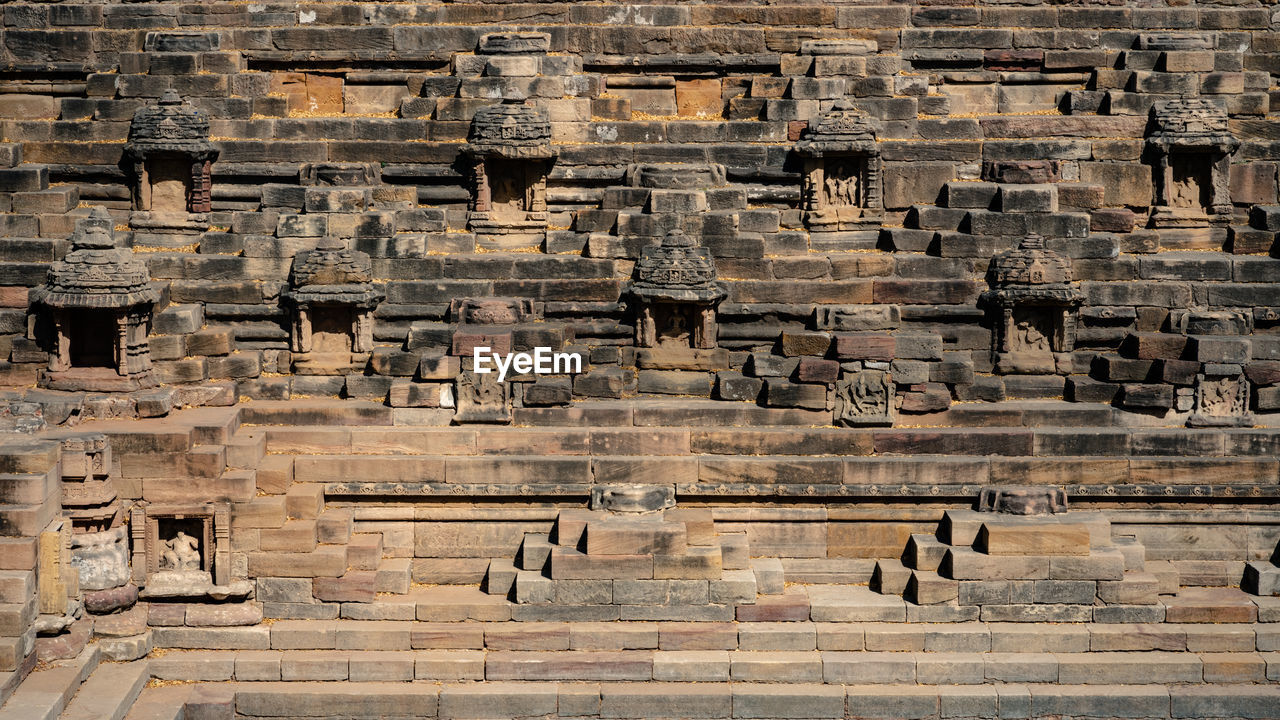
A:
2 1 1280 428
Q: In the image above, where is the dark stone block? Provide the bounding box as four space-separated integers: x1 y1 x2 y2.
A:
1121 383 1175 409
524 378 573 407
794 357 839 384
716 371 763 401
764 378 828 409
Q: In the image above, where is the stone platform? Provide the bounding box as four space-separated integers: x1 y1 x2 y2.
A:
0 399 1276 718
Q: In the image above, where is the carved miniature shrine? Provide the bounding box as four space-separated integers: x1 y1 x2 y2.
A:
1146 97 1239 229
122 90 219 241
463 98 557 249
795 99 884 233
282 236 384 375
28 209 160 393
981 234 1083 375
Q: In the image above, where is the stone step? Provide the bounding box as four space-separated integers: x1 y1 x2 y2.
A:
484 559 517 597
239 400 394 427
906 569 960 606
904 533 948 572
280 451 1280 492
133 647 1280 686
113 680 1280 720
517 533 553 571
57 660 149 720
0 645 98 720
871 558 910 595
120 684 189 720
263 422 1280 458
374 557 411 595
223 616 1280 653
781 558 874 585
224 428 267 470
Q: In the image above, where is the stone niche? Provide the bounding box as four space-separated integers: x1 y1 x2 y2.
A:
1182 310 1255 428
29 208 160 392
1145 97 1238 228
463 98 557 249
131 503 248 600
59 434 120 535
122 89 219 239
834 369 895 427
625 229 728 359
794 99 883 233
450 297 536 424
300 161 380 187
980 234 1083 375
283 237 384 375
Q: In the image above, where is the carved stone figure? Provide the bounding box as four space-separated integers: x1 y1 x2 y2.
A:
1013 313 1050 354
978 486 1068 515
834 370 894 426
160 531 201 571
454 370 511 423
1190 373 1253 427
590 485 676 513
452 298 535 325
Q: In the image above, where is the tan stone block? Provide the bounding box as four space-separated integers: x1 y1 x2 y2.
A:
286 484 324 520
315 572 376 604
270 620 336 650
415 650 485 681
281 650 348 681
37 524 68 614
231 496 287 529
410 622 484 650
485 623 571 651
143 471 256 504
235 650 283 681
586 519 686 556
828 522 924 559
977 522 1091 557
658 622 737 650
486 650 653 681
664 508 715 545
151 650 236 681
1090 624 1185 652
348 650 414 681
0 537 38 571
414 521 545 559
256 455 293 495
591 429 690 456
945 548 1050 581
654 546 722 580
259 520 318 553
410 558 488 585
570 622 659 650
335 619 411 650
550 547 652 580
247 545 346 578
673 79 722 118
1201 653 1267 683
293 455 445 484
